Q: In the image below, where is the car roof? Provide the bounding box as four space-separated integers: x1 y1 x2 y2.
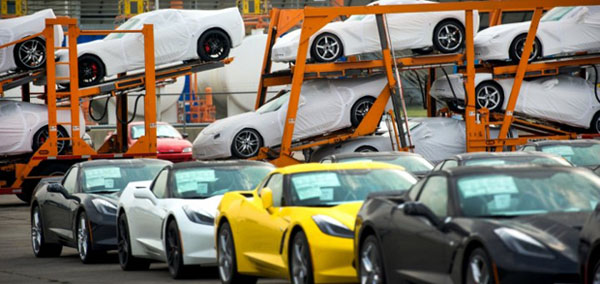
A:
453 151 562 161
275 161 403 175
441 164 580 177
171 160 275 170
328 151 422 160
78 158 171 168
527 139 600 147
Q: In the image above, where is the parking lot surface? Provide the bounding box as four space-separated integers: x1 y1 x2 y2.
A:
0 195 286 284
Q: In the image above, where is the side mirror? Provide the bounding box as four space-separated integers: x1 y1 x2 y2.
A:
261 187 274 210
133 187 157 205
182 133 189 139
402 201 442 228
47 183 69 196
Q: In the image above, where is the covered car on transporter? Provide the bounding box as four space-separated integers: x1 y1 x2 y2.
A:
193 75 392 159
116 160 274 279
55 8 244 86
272 0 479 63
0 9 63 73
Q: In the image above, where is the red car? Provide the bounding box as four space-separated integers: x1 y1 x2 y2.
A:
129 122 193 163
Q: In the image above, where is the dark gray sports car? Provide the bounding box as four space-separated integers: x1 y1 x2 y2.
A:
355 165 600 284
30 159 170 263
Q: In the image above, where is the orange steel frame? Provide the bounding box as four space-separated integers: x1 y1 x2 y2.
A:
254 0 600 167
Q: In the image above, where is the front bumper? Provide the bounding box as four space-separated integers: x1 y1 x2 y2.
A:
89 214 118 251
310 234 357 283
157 152 193 163
179 220 217 266
192 132 230 160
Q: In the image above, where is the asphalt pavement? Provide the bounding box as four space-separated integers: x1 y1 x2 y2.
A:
0 195 287 284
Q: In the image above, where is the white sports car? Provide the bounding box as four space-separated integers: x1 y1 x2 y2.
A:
271 0 479 63
192 75 392 159
430 73 600 132
0 100 85 155
475 6 600 63
116 160 274 278
55 8 244 86
0 9 63 73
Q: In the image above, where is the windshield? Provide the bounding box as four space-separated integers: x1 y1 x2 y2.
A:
457 170 600 217
172 165 273 198
339 156 433 173
105 18 142 40
540 144 600 167
290 168 417 206
257 92 290 114
131 124 182 139
82 163 166 193
464 156 571 167
541 6 577 22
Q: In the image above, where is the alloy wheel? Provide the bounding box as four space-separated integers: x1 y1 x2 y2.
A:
467 254 490 284
514 37 539 61
476 85 501 110
80 60 100 85
77 215 88 260
31 208 42 255
353 100 372 124
204 34 226 59
166 226 180 274
436 23 463 52
291 237 310 284
18 39 46 69
593 262 600 284
233 130 260 157
314 35 341 61
218 228 234 282
360 241 383 284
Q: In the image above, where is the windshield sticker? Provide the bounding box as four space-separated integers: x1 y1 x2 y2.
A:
459 176 518 198
85 167 121 179
104 179 114 189
320 187 334 201
292 173 340 189
296 186 322 200
176 169 216 183
467 160 506 166
542 145 575 157
86 177 105 188
493 194 511 209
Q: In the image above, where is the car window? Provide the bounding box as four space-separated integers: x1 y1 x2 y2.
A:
257 92 290 114
441 160 458 170
104 18 142 40
152 169 169 198
417 176 448 218
408 178 426 200
262 174 283 207
62 167 79 194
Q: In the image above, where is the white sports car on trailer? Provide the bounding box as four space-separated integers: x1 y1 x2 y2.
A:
192 75 392 159
430 73 600 132
271 0 479 62
116 160 274 279
55 8 244 86
0 100 85 156
475 6 600 63
0 9 63 73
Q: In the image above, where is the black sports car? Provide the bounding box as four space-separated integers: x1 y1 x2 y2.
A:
433 151 573 170
355 165 600 284
520 139 600 169
30 159 170 263
320 151 434 178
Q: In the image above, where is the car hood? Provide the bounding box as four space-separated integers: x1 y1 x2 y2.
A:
174 194 224 217
201 112 259 135
89 192 120 204
475 21 530 41
156 138 192 153
289 201 363 230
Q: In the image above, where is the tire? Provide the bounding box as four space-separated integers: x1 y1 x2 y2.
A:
432 19 465 54
508 34 542 64
310 32 343 63
465 248 493 284
351 97 376 128
359 235 386 284
31 205 62 257
355 146 378 153
78 55 105 87
117 213 150 271
590 112 600 134
166 221 192 279
475 81 504 112
230 129 263 159
589 256 600 284
197 29 231 62
14 37 46 70
32 125 70 155
289 230 314 284
217 222 257 284
77 211 102 264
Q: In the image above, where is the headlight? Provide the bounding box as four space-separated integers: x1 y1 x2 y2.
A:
183 205 215 226
92 199 117 216
182 147 192 153
494 227 554 259
312 215 353 238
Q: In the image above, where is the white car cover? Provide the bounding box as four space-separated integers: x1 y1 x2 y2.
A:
55 8 244 79
192 75 392 159
475 6 600 61
271 0 479 62
310 117 517 164
430 73 600 130
0 9 64 73
0 100 86 155
118 181 221 266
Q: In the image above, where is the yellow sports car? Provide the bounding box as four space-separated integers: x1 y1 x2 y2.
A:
215 162 418 284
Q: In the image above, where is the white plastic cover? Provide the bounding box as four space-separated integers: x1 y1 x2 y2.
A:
0 102 27 154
